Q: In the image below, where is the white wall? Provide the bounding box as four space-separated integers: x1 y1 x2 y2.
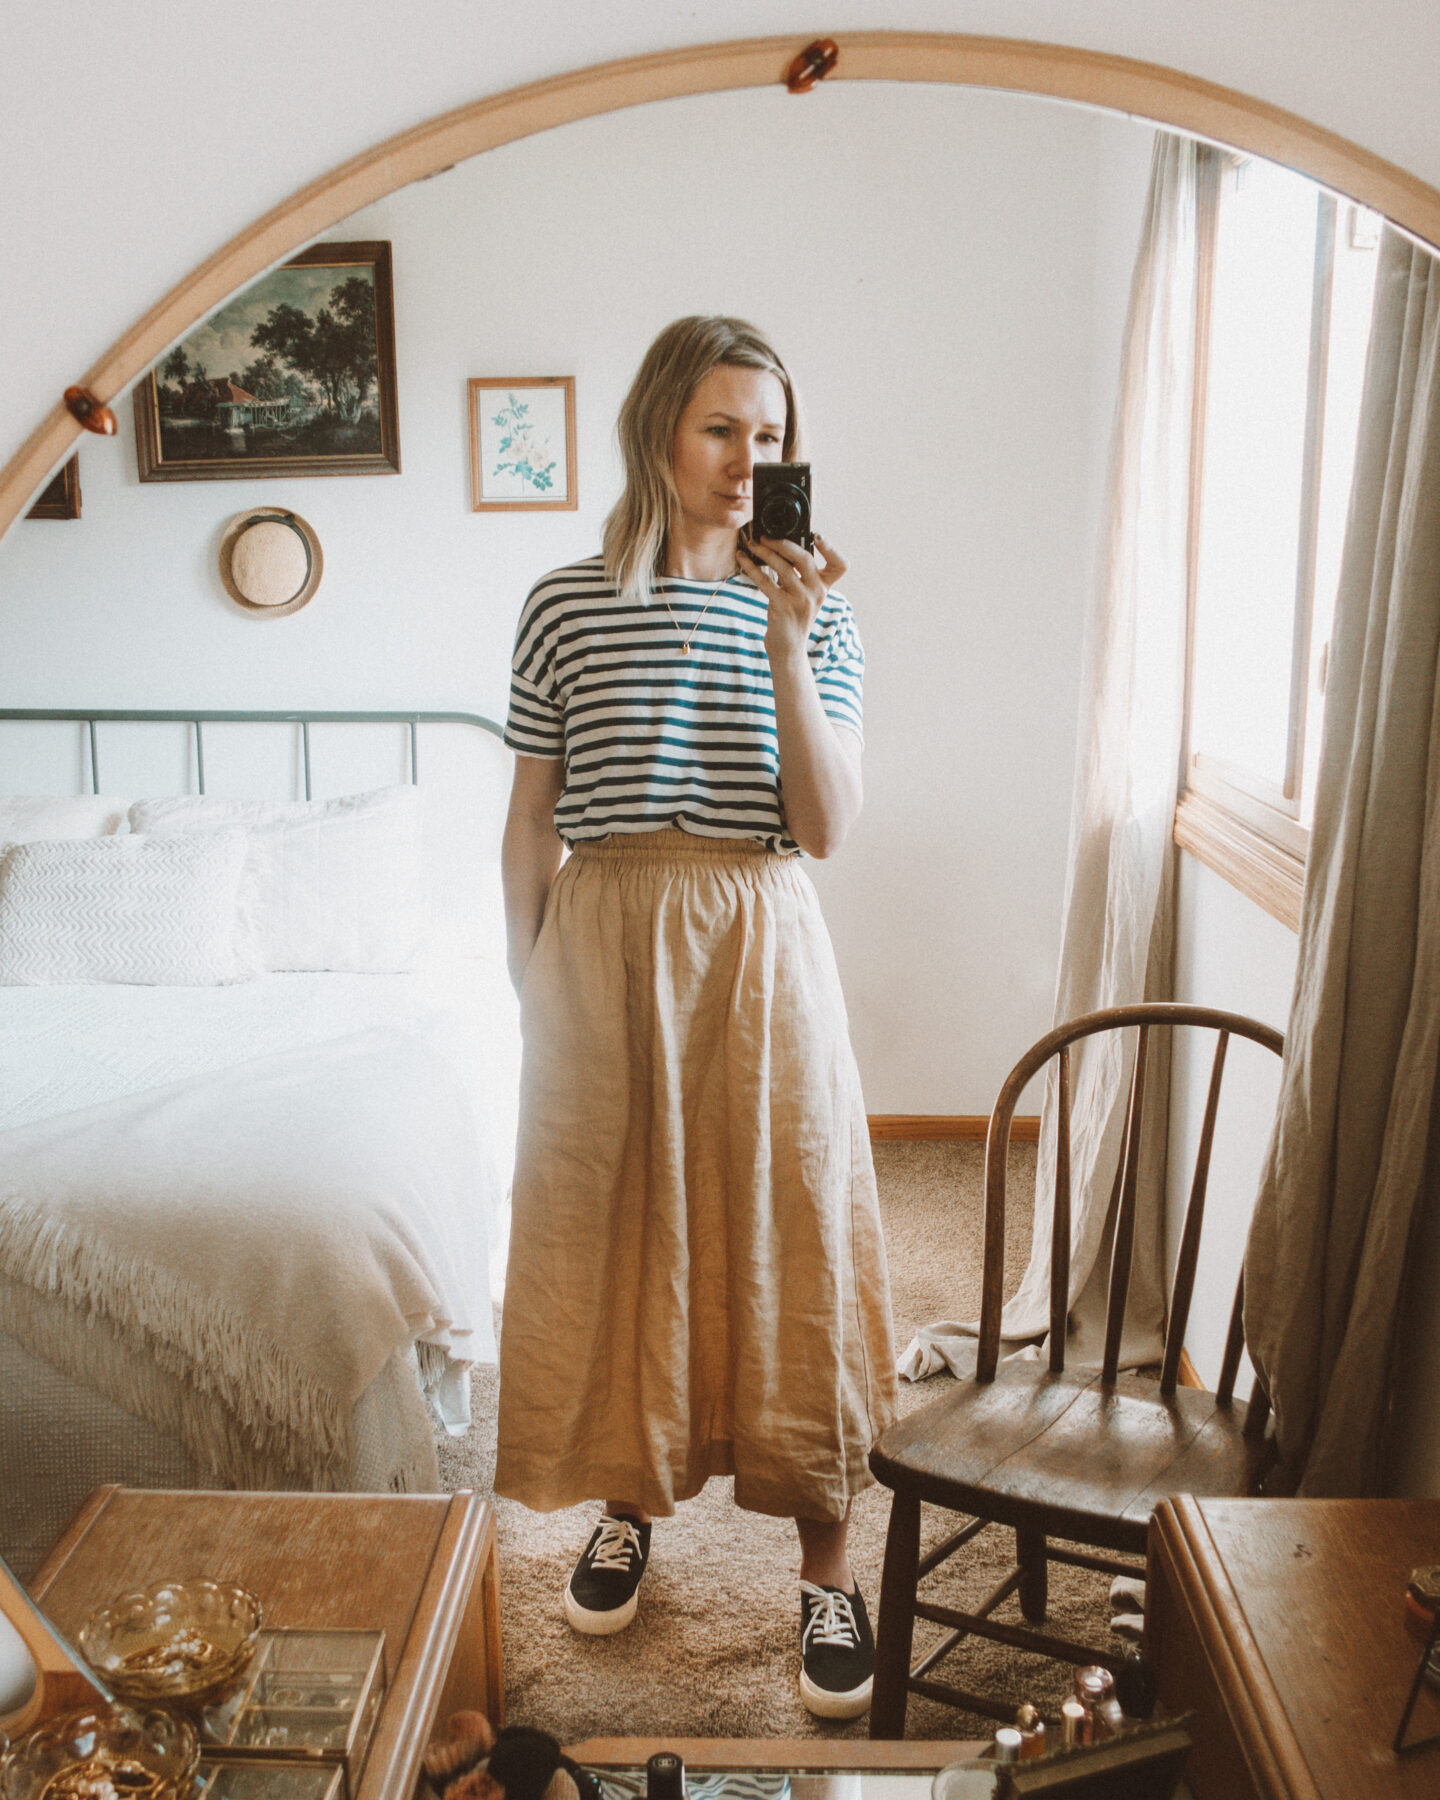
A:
5 0 1440 508
0 85 1155 1115
1167 855 1298 1392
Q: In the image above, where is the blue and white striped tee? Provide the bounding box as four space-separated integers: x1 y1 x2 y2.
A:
504 554 865 855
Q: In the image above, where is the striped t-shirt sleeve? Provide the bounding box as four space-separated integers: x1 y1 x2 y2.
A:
504 585 565 759
811 593 865 742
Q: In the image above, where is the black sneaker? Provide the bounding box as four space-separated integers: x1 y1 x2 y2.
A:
563 1512 651 1634
799 1580 875 1718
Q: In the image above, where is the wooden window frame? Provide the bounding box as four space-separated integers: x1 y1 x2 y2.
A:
1174 154 1343 934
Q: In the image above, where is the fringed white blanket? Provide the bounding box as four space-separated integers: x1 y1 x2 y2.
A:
0 1021 492 1489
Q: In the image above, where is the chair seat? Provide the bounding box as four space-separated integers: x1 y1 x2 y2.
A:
869 1360 1270 1556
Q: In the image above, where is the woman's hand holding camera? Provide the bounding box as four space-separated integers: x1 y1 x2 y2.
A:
737 531 861 858
737 532 847 664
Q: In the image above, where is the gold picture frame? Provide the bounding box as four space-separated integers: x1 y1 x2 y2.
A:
135 242 400 482
468 376 577 512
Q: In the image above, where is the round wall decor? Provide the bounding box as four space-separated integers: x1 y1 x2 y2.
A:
218 508 323 616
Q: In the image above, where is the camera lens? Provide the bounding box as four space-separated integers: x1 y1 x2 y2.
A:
759 487 803 539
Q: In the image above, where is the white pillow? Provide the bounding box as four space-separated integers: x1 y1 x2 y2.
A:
0 831 254 986
0 795 129 844
127 786 427 973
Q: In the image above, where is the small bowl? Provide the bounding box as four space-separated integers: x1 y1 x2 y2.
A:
0 1706 198 1800
78 1582 262 1710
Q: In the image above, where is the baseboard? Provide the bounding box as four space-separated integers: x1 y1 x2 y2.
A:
1177 1349 1204 1390
867 1115 1041 1142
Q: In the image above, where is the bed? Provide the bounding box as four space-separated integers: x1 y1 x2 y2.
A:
0 710 518 1578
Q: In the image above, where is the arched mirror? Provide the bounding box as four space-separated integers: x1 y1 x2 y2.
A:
0 45 1429 1741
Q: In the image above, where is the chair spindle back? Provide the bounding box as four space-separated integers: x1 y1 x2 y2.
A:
979 1004 1284 1391
1099 1022 1150 1383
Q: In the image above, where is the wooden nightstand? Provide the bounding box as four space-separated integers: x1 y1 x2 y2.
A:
28 1487 503 1800
1147 1494 1440 1800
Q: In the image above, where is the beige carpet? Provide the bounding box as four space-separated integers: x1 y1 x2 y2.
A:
438 1141 1122 1742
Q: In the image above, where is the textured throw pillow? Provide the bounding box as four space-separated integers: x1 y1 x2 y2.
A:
0 831 254 986
127 786 427 972
0 795 129 845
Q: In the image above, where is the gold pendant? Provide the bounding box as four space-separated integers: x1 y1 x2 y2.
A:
680 642 691 655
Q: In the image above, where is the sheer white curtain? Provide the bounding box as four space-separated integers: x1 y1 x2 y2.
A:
902 134 1200 1381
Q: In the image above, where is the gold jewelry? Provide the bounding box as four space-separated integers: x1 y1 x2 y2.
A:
660 567 736 656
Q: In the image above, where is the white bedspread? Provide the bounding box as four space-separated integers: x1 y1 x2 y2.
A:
0 958 516 1488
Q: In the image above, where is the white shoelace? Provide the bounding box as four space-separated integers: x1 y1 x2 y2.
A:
801 1580 860 1649
589 1514 645 1572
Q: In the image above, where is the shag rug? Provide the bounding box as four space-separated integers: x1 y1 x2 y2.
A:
438 1140 1124 1743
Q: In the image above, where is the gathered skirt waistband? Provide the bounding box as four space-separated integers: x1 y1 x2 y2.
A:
569 827 784 866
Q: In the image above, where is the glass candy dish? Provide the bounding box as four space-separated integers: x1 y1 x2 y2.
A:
78 1583 263 1710
0 1706 199 1800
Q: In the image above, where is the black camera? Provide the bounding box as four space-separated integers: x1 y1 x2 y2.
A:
750 461 812 551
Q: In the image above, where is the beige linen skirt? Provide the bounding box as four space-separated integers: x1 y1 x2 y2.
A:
494 828 897 1522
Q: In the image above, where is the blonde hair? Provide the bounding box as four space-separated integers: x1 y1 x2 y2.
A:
603 316 802 602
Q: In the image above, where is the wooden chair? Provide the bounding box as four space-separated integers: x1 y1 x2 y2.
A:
867 1002 1283 1738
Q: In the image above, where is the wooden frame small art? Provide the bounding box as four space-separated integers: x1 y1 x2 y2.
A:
25 457 81 520
468 377 577 512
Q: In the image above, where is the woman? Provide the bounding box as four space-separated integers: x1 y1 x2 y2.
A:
495 316 897 1720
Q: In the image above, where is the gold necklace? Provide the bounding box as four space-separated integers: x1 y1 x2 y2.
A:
659 567 737 656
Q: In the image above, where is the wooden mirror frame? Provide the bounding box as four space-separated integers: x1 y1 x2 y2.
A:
0 1553 108 1739
3 29 1440 544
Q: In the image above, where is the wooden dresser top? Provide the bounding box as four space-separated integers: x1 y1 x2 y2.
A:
1152 1495 1440 1800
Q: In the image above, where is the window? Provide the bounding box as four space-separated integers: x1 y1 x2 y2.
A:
1174 153 1380 927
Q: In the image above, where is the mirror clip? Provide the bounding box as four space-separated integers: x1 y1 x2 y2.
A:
785 38 839 94
63 387 117 435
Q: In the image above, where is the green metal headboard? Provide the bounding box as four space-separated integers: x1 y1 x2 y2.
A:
0 709 506 801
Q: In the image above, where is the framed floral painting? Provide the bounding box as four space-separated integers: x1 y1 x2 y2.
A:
134 241 400 481
468 377 577 511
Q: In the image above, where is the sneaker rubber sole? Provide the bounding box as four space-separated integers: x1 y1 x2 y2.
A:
799 1668 873 1719
564 1581 640 1635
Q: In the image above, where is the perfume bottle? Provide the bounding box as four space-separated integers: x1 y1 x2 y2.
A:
1013 1703 1046 1759
1114 1648 1159 1720
1060 1699 1090 1747
646 1754 685 1800
1074 1664 1126 1738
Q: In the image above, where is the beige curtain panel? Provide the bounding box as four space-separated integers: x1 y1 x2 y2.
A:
901 134 1200 1380
1245 227 1440 1496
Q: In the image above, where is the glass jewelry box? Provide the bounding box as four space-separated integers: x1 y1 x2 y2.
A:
198 1629 386 1800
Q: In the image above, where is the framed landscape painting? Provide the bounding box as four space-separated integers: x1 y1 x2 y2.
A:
135 242 400 481
468 377 577 511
